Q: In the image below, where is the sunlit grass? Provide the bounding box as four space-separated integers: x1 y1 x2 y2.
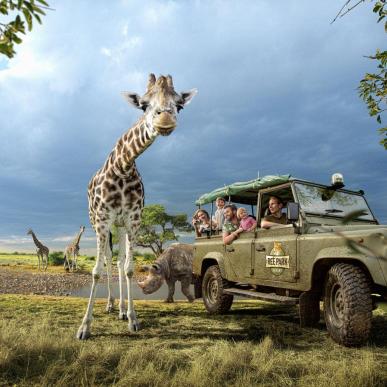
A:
0 295 386 386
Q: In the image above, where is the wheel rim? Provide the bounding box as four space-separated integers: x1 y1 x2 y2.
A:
330 283 345 327
205 276 219 305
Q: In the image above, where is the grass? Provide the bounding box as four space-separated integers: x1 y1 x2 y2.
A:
0 253 154 277
0 295 386 386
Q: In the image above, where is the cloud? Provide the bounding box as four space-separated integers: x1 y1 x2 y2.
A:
0 0 386 247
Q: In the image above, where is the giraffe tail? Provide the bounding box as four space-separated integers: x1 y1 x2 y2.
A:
109 232 113 252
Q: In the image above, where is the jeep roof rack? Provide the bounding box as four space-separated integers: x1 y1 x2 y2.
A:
195 174 291 205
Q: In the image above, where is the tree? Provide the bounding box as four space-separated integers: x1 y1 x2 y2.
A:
0 0 50 59
136 204 191 256
333 1 387 149
110 204 192 257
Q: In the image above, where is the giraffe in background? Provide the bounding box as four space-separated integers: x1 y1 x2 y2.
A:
27 229 49 271
64 225 85 272
76 74 197 339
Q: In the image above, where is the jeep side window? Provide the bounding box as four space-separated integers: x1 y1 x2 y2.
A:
260 191 293 229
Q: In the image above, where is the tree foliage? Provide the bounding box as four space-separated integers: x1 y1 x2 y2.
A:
136 204 191 257
110 205 192 257
0 0 49 59
334 1 386 149
358 1 387 149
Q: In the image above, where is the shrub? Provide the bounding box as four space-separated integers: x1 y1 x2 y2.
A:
48 251 64 266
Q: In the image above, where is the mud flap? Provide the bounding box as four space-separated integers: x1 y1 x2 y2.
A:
193 275 202 299
299 291 320 327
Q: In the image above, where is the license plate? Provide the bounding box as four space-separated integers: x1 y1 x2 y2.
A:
265 255 290 269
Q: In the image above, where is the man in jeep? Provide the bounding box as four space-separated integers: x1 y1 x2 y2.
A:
222 204 242 244
260 195 287 229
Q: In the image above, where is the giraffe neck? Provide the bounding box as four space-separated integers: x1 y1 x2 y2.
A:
31 232 42 248
108 117 157 177
73 230 84 247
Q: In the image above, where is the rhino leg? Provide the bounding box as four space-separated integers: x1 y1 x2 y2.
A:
181 277 195 303
165 279 175 303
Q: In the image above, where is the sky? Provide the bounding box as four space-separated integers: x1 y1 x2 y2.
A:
0 0 386 254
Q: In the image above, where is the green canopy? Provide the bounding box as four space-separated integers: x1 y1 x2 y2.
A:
195 174 291 205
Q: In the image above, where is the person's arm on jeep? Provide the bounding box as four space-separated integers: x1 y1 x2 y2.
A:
223 230 240 245
260 218 281 229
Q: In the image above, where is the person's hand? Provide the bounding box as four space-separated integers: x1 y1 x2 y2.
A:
236 228 244 234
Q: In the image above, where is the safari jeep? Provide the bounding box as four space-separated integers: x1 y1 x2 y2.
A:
192 174 387 346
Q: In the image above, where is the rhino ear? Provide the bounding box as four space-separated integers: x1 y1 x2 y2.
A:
151 263 162 274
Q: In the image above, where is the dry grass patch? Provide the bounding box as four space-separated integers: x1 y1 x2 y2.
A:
0 295 386 386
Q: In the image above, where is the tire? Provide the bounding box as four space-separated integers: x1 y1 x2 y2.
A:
323 263 372 346
202 265 233 314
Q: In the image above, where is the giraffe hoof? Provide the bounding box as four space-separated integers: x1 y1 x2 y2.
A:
76 328 91 340
164 298 174 303
106 305 115 314
118 313 128 320
128 319 140 332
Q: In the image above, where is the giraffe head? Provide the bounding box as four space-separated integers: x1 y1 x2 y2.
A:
80 225 85 233
122 74 197 136
27 228 33 235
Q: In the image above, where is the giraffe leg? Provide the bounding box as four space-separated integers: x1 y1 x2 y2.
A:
105 243 115 313
44 253 48 271
76 232 107 340
64 253 69 271
117 227 127 320
124 233 140 332
37 252 41 271
72 253 76 272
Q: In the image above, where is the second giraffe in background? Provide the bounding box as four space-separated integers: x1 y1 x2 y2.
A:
64 226 85 271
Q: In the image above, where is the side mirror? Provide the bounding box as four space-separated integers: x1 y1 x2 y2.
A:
287 202 299 222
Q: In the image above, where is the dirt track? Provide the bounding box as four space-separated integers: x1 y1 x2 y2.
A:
0 267 94 296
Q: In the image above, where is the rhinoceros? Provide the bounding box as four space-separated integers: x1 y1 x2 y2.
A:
137 243 195 303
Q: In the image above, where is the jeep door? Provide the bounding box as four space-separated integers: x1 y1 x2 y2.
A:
224 231 254 283
253 226 298 283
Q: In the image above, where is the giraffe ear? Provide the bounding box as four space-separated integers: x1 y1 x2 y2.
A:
179 88 197 106
121 92 143 109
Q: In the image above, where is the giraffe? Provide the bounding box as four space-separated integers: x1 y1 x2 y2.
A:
64 225 85 272
76 74 197 339
27 229 49 271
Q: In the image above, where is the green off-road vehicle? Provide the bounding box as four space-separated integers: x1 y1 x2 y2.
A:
192 174 387 346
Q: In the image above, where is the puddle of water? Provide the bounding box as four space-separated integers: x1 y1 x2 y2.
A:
71 281 195 301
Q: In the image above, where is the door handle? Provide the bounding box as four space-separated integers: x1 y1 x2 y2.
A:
226 246 235 252
255 245 266 252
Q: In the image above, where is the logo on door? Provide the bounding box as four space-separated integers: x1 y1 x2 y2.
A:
265 241 290 275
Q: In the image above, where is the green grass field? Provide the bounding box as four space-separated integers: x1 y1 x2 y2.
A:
0 253 96 272
0 295 386 387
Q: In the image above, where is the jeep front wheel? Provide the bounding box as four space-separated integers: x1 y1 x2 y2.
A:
202 265 233 314
323 263 372 346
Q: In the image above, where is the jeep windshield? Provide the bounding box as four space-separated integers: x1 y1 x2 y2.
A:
294 183 375 221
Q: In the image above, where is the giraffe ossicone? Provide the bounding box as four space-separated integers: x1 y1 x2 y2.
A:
27 229 49 271
76 74 197 340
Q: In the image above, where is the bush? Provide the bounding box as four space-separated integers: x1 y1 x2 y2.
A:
48 251 64 266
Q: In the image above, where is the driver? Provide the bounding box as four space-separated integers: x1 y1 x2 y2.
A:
261 196 287 229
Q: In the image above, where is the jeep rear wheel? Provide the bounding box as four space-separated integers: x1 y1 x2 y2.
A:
202 265 233 314
324 263 372 347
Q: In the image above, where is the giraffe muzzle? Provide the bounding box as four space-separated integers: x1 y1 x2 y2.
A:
154 112 177 136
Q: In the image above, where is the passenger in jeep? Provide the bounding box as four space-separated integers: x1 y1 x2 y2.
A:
237 207 257 232
222 204 242 244
261 196 287 229
192 209 217 237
